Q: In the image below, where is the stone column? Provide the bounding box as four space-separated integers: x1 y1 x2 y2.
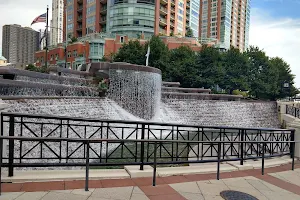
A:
0 100 9 158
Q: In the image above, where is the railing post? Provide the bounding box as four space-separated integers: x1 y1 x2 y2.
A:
240 130 244 165
291 130 295 170
140 124 145 170
152 141 157 187
8 116 15 177
0 137 3 195
85 141 90 192
217 142 221 180
295 107 297 118
262 143 265 175
286 105 288 114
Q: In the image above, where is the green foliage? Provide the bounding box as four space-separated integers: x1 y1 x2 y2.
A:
112 36 298 100
25 64 48 73
113 40 145 65
70 37 78 43
185 26 193 37
232 90 248 97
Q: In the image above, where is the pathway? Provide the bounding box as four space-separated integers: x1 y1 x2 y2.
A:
1 163 300 200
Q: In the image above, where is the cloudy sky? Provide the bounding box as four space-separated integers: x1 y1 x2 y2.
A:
0 0 299 87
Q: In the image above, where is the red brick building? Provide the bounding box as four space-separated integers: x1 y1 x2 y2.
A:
35 34 204 69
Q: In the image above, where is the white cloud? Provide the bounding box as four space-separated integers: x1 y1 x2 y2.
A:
249 8 300 88
0 0 52 54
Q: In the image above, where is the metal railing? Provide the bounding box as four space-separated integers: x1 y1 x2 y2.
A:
286 105 300 118
0 137 296 194
0 112 296 193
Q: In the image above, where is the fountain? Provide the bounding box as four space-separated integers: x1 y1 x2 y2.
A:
0 63 283 170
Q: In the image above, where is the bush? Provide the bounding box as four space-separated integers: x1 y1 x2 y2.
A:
232 89 248 97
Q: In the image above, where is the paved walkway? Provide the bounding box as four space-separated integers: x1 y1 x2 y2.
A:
1 164 300 200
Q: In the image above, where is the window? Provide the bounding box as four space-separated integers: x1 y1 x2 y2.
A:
68 51 71 58
120 36 124 43
73 50 77 57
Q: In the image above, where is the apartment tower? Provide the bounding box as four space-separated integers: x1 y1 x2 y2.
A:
64 0 157 39
50 0 64 46
154 0 191 36
199 0 250 51
2 24 40 65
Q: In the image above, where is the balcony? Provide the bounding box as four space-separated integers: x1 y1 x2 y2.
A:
77 16 83 22
171 0 175 6
100 17 107 24
170 22 174 28
77 0 83 4
100 7 107 15
159 17 167 26
77 6 83 13
76 25 83 32
160 0 167 5
170 14 175 21
160 7 167 15
100 0 107 4
159 28 166 35
186 2 190 8
171 7 175 13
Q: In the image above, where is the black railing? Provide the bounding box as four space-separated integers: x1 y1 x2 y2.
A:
0 136 297 194
286 105 300 118
0 112 295 191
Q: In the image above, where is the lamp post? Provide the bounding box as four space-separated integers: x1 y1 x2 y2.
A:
283 81 290 101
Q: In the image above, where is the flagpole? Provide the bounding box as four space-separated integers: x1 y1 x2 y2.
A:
45 5 49 69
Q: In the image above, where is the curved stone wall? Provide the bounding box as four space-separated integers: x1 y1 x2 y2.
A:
92 62 162 120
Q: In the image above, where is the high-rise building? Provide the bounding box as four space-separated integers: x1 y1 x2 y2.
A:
199 0 250 51
50 0 64 46
154 0 191 36
2 24 40 65
64 0 193 39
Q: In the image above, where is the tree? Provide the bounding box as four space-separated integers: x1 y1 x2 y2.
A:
147 36 170 78
113 40 146 65
185 26 193 37
167 46 198 87
195 46 224 89
220 47 250 94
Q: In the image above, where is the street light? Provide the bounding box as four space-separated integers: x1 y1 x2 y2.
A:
283 81 291 101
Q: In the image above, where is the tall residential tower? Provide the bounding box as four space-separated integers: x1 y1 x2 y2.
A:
64 0 194 39
2 24 40 66
199 0 250 51
50 0 64 46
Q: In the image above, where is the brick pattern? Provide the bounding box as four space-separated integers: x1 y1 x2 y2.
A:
1 163 300 195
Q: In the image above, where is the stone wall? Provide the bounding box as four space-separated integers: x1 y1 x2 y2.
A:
160 99 280 128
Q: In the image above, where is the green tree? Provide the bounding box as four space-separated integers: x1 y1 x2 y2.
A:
220 47 250 94
147 36 170 78
185 26 193 37
167 46 198 87
113 40 145 65
195 46 224 89
25 64 37 71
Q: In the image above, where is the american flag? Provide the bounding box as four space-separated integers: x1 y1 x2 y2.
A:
31 13 47 25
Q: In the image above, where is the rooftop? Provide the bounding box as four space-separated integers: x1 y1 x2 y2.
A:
0 55 7 61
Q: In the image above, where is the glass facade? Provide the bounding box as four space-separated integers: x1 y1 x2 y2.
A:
220 0 232 49
189 0 199 37
89 40 105 62
244 0 250 51
86 0 97 34
108 0 155 37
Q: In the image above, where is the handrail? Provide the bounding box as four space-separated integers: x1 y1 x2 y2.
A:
0 136 297 144
0 135 296 194
1 112 293 132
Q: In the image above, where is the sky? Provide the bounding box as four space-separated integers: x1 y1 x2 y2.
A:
0 0 299 87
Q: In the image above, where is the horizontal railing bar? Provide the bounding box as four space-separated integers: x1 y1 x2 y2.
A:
0 136 297 144
1 112 293 132
0 153 289 168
